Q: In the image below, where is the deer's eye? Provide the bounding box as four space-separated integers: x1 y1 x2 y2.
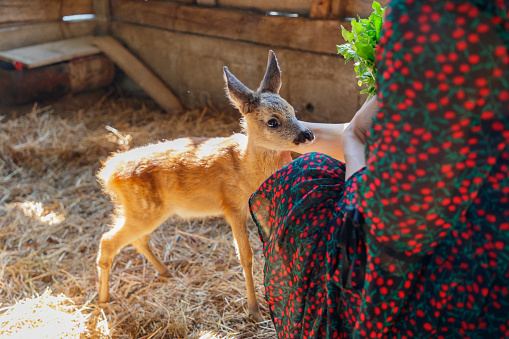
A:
267 118 280 128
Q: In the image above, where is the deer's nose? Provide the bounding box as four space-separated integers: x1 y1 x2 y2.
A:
293 130 314 145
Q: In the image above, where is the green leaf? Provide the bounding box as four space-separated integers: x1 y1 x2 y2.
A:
341 26 355 43
338 0 386 97
353 42 375 61
371 14 382 41
352 20 365 38
337 44 357 61
372 1 382 16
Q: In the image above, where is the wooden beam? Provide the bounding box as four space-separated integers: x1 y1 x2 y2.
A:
93 0 111 34
93 0 111 19
217 0 310 15
196 0 217 6
111 0 348 55
310 0 332 19
330 0 346 19
92 36 184 113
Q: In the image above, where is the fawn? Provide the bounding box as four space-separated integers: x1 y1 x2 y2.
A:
96 50 314 321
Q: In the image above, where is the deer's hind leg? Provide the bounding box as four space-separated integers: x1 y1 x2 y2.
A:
131 234 170 277
97 212 169 305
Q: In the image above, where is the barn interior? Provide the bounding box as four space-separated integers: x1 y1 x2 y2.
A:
0 0 383 337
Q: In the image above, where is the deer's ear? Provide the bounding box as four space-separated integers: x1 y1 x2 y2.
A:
258 50 282 94
223 66 259 114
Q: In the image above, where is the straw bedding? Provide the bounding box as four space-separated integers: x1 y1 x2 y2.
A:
0 91 276 338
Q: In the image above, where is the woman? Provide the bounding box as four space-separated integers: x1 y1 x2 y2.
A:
249 0 509 338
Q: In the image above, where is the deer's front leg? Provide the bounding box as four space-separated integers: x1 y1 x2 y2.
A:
224 208 263 322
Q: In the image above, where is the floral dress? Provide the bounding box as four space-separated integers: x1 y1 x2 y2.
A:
249 0 509 338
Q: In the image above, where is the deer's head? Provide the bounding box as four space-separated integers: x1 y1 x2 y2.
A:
224 50 314 151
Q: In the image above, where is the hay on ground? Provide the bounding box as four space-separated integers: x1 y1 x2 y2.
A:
0 289 109 338
0 91 275 338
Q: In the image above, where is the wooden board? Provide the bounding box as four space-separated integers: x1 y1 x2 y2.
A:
331 0 346 19
111 22 362 123
0 36 100 69
93 0 112 34
196 0 217 6
93 0 111 20
218 0 310 15
111 0 350 55
0 0 93 25
0 21 97 52
310 0 332 18
92 36 184 113
345 0 389 18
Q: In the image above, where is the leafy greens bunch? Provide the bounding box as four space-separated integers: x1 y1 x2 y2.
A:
337 1 385 99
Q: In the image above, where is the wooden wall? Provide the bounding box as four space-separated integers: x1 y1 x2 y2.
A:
0 0 387 122
111 21 360 122
0 0 97 51
216 0 311 15
0 0 93 25
109 0 389 122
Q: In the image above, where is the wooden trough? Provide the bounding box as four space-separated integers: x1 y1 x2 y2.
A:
0 37 115 105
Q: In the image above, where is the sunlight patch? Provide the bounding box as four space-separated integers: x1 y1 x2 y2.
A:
0 289 109 338
17 201 65 226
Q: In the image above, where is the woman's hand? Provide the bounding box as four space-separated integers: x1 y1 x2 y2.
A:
343 96 379 179
345 96 379 144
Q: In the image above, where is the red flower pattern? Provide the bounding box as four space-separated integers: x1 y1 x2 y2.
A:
249 0 509 338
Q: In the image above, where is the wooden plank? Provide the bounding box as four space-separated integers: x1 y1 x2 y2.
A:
0 21 97 52
310 0 332 18
0 20 97 51
218 0 310 15
331 0 346 19
93 0 111 34
0 37 100 69
0 0 93 24
62 0 94 17
111 22 362 123
92 36 184 113
196 0 217 6
345 0 388 18
93 0 111 19
111 0 348 55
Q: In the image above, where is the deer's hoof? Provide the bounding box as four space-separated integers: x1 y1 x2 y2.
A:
159 270 172 278
251 311 263 323
249 305 263 323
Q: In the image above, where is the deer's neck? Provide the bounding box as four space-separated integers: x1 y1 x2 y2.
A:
244 134 292 187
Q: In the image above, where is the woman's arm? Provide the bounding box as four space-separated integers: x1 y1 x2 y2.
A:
342 96 379 179
342 128 367 180
290 122 349 162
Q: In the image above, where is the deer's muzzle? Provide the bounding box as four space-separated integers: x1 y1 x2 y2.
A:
293 129 314 145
